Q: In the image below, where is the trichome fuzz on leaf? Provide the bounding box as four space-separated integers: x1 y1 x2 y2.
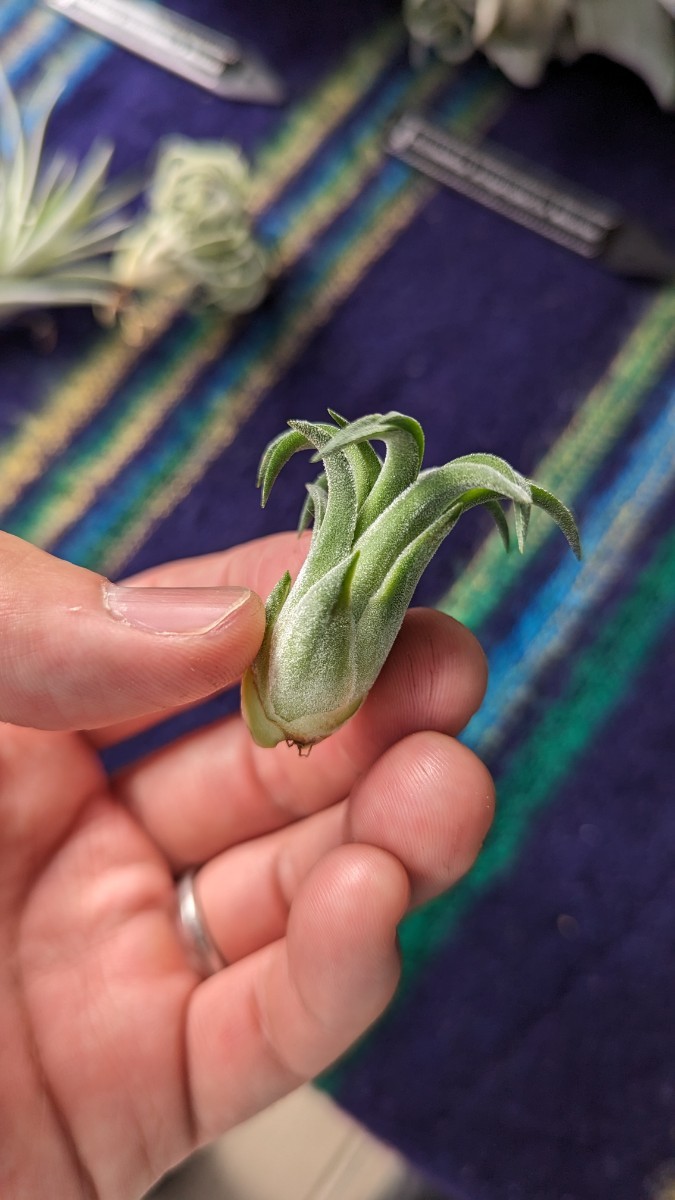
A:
241 410 581 751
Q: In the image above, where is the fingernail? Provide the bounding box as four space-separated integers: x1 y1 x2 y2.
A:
103 584 251 635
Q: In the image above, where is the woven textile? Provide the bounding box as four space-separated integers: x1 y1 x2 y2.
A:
2 3 674 1198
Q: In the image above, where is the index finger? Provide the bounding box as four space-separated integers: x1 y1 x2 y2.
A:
120 529 311 593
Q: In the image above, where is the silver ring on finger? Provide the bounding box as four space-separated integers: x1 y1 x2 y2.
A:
176 868 227 979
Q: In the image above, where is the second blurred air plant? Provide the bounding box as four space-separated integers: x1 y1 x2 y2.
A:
114 139 269 315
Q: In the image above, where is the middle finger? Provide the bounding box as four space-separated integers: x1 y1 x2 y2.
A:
114 607 487 868
192 730 494 965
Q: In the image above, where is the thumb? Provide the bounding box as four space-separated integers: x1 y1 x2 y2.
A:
0 532 265 731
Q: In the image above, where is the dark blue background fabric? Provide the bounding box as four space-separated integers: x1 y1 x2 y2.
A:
1 4 674 1198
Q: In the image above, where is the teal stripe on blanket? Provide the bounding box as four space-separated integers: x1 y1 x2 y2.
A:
0 0 33 39
464 379 675 758
6 11 69 83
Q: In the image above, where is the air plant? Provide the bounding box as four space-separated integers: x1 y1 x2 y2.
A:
113 138 270 315
241 410 581 751
0 71 136 326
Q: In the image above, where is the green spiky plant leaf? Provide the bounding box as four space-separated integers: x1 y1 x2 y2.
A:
241 410 581 751
0 71 137 325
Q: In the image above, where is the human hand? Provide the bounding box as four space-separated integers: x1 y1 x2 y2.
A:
0 528 493 1200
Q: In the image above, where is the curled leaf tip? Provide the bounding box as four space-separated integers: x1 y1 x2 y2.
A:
242 410 581 749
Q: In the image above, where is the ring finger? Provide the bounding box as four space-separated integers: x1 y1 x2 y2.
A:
191 731 494 966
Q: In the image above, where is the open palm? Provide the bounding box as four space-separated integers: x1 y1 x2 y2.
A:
1 532 493 1200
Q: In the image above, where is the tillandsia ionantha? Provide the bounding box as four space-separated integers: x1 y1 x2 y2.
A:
241 410 581 752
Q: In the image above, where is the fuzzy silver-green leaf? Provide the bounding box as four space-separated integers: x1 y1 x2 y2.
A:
241 410 581 750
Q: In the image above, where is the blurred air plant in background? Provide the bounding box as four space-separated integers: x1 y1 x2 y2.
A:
113 139 270 316
0 70 135 327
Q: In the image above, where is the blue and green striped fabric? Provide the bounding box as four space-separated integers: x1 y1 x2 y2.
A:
2 4 674 1198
